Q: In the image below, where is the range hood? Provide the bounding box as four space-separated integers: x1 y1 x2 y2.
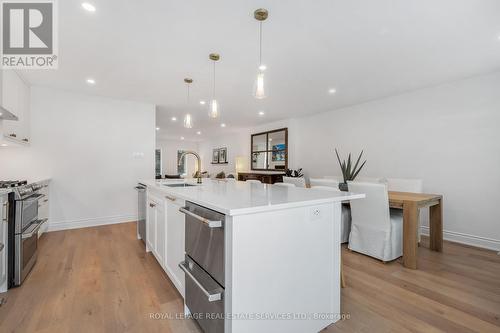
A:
0 105 19 121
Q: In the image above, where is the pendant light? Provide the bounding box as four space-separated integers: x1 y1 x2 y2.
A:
209 53 220 118
253 8 268 99
183 78 193 128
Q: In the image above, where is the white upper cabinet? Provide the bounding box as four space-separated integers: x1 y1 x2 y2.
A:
1 69 31 145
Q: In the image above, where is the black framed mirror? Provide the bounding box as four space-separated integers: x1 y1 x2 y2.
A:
251 128 288 171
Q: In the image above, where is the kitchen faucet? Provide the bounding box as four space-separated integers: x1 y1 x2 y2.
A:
178 151 202 184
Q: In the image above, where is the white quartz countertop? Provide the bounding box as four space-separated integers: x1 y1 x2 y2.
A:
141 179 365 216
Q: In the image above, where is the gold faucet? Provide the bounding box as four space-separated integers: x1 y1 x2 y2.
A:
178 151 202 184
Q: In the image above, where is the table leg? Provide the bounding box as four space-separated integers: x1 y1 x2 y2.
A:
430 199 443 252
403 201 419 269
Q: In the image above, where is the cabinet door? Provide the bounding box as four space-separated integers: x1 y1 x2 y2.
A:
166 197 186 297
155 203 166 266
2 70 30 142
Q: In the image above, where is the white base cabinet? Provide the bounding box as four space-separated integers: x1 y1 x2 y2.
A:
146 189 185 298
146 193 166 267
165 196 185 297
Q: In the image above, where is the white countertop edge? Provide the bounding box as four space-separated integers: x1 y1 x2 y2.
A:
142 180 366 216
226 193 365 216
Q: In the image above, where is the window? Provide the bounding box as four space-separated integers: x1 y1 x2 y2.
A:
177 150 186 176
251 128 288 171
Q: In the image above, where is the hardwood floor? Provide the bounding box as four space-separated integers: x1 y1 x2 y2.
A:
1 222 499 333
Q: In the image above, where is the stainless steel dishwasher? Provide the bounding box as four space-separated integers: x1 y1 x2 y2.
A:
179 201 225 333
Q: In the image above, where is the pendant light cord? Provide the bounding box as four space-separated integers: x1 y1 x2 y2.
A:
213 61 216 98
187 83 190 104
259 21 263 66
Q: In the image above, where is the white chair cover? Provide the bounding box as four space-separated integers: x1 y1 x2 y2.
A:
310 178 339 188
347 182 403 261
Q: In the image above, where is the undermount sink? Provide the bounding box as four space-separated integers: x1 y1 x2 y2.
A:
164 183 197 188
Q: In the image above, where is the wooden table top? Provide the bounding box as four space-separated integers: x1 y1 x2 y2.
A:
389 191 442 209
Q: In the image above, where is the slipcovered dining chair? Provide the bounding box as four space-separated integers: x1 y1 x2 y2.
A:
387 178 423 241
347 182 403 262
274 182 295 187
309 186 351 243
282 177 307 188
310 178 339 189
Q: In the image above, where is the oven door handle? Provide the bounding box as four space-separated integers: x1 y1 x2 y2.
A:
21 219 47 239
179 207 222 228
23 193 45 202
179 261 222 302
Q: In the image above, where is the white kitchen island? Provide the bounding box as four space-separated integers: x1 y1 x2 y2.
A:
141 179 364 333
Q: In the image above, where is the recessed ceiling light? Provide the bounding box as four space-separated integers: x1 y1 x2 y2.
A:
180 136 185 140
258 111 265 116
86 78 96 85
199 100 206 105
259 64 267 71
328 88 337 94
1 143 8 147
81 2 96 12
156 127 160 131
196 131 201 135
220 123 226 128
171 117 177 121
0 112 3 116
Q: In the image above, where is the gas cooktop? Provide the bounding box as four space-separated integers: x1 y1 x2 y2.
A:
0 180 28 188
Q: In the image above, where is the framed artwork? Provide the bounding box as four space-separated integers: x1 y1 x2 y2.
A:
219 147 227 163
212 149 219 163
212 147 228 164
272 144 286 162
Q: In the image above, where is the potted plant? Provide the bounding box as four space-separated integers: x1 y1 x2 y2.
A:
282 168 306 187
335 149 367 191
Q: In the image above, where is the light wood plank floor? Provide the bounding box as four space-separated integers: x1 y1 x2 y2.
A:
0 222 499 333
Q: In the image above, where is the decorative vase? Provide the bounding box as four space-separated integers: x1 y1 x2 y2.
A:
338 182 348 192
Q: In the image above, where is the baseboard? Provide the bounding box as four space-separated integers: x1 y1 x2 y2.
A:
48 214 136 232
420 226 500 251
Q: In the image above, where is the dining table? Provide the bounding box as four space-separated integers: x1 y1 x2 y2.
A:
388 191 443 269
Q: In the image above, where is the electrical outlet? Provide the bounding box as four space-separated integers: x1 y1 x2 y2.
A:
310 207 322 220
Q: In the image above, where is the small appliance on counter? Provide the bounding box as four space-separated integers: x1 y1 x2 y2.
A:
0 180 48 287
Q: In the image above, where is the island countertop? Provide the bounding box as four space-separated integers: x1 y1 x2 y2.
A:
141 179 364 216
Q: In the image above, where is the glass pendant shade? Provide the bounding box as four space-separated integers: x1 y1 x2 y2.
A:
254 72 266 99
184 114 193 128
209 99 219 118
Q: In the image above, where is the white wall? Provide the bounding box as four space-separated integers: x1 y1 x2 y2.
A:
0 87 155 231
198 119 297 176
156 138 198 177
299 72 500 250
200 73 500 250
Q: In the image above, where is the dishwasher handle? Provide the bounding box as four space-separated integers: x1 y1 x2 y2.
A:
179 261 222 302
179 207 222 228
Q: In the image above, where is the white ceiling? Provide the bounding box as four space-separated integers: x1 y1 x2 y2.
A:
20 0 500 141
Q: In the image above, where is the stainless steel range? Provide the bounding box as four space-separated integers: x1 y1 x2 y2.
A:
0 180 47 287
